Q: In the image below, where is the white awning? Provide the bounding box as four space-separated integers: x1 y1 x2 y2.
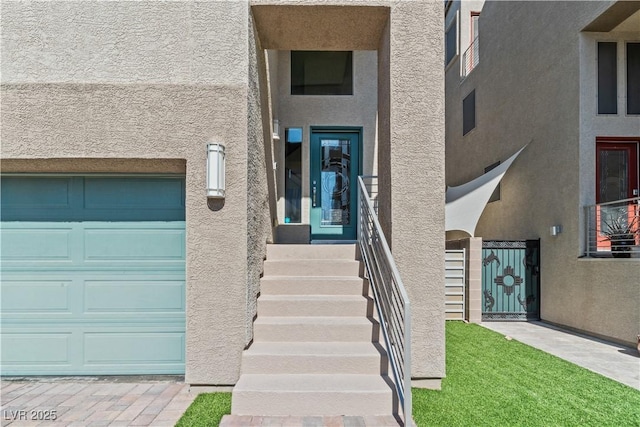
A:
445 145 527 236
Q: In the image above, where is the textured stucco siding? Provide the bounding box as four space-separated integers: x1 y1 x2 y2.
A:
377 18 392 242
246 11 276 346
1 0 252 384
388 0 445 379
1 1 248 86
445 1 639 346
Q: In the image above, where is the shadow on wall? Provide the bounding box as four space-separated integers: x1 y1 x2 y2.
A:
208 199 225 211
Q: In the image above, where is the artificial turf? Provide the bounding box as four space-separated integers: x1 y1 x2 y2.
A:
175 392 231 427
174 322 640 426
413 321 640 426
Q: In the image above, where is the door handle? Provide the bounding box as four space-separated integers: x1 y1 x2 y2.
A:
312 181 317 207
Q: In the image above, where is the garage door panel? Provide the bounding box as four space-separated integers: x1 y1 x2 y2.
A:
1 226 75 262
1 328 185 375
1 280 73 314
84 226 185 262
0 177 81 221
84 332 185 365
83 177 185 221
1 332 73 365
84 280 185 313
2 273 185 321
84 177 185 210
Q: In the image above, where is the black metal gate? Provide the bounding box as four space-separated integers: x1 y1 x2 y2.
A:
482 240 540 320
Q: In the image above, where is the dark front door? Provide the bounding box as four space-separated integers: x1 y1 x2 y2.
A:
596 139 639 204
482 240 540 320
595 139 640 252
310 130 360 240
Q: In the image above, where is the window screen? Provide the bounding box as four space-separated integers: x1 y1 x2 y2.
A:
291 51 353 95
598 42 617 114
627 43 640 115
463 90 476 135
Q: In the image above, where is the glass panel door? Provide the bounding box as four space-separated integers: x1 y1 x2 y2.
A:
310 131 360 240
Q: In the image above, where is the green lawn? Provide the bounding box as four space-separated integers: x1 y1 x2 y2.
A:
413 321 640 426
175 322 640 426
175 392 231 427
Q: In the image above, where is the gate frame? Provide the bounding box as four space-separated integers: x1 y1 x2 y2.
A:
481 239 541 321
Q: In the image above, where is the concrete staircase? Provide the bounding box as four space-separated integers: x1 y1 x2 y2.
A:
232 244 395 417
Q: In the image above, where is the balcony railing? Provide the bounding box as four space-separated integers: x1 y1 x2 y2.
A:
462 36 479 78
357 176 412 424
584 197 640 258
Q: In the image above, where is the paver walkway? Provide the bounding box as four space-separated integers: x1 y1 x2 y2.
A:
482 321 640 390
0 377 196 427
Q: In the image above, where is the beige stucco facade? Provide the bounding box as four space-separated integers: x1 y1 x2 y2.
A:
2 1 445 384
445 1 640 346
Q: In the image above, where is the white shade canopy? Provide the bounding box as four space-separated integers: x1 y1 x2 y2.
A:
445 145 527 236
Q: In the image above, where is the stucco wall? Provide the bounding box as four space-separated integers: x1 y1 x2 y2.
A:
377 18 392 243
1 1 247 86
1 0 251 384
388 0 446 380
245 11 275 346
445 1 639 346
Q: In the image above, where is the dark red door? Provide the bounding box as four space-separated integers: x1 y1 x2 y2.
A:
596 138 639 203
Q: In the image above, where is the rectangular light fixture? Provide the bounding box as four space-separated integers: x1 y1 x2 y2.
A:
207 143 226 199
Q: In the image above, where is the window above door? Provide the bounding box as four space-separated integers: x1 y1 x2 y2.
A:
291 51 353 95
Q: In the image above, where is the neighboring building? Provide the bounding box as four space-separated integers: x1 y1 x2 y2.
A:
445 1 640 347
0 0 445 402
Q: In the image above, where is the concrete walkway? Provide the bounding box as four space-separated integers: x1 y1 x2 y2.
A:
481 321 640 390
0 377 197 427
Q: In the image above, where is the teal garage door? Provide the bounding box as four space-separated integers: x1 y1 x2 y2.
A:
1 176 186 375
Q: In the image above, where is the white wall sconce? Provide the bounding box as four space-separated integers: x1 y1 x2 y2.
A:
550 225 562 236
207 143 226 199
273 119 280 140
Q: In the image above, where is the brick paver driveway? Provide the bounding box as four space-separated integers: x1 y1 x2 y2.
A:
1 377 196 427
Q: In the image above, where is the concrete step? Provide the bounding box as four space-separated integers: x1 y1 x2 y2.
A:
253 317 379 342
263 260 362 277
231 374 394 416
240 342 388 375
220 415 405 427
257 295 371 317
266 244 358 260
260 276 365 296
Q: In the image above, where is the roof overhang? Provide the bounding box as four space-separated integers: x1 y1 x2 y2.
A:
583 1 640 32
251 5 389 50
